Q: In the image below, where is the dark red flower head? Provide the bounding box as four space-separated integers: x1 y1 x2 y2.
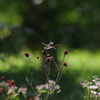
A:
7 79 16 87
24 53 29 57
36 56 39 59
1 76 5 80
45 57 53 64
42 50 47 56
64 50 68 55
28 99 32 100
46 54 50 57
63 62 68 67
0 88 4 93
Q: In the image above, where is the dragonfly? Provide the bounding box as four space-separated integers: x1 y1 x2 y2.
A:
41 41 60 50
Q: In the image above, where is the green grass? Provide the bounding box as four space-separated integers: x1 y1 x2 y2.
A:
0 50 42 72
58 48 100 69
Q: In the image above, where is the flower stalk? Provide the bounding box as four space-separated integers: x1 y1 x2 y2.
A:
24 42 68 100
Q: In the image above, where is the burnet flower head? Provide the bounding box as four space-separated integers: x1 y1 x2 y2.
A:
24 53 29 57
64 50 68 55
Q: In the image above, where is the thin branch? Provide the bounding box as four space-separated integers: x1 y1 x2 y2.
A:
28 57 47 75
26 76 37 94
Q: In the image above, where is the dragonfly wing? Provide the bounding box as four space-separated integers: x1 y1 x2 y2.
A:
52 47 56 49
48 41 54 46
44 47 52 50
41 42 48 46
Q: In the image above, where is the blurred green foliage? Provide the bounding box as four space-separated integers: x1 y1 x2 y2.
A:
0 50 42 72
0 0 100 54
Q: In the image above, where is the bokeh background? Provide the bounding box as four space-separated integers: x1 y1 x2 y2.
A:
0 0 100 100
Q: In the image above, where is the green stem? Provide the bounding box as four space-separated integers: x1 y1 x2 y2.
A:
54 92 58 100
26 76 37 94
56 55 65 83
28 57 47 75
45 92 49 100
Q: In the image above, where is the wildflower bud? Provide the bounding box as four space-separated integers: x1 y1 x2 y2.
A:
0 88 4 93
28 99 32 100
46 54 50 57
24 53 29 57
1 76 5 80
36 56 39 59
8 79 15 84
7 79 16 87
8 83 13 87
50 56 54 59
45 58 51 64
42 50 47 56
64 50 68 55
63 62 68 67
45 57 53 64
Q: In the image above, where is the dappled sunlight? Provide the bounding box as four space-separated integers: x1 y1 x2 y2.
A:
57 48 100 84
0 26 11 38
0 50 42 72
58 47 100 70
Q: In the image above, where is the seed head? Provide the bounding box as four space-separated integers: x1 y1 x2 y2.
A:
46 54 50 57
7 79 16 87
24 53 29 57
63 62 68 67
45 57 53 64
64 50 68 55
42 50 47 56
50 56 54 59
0 88 4 93
36 56 39 59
